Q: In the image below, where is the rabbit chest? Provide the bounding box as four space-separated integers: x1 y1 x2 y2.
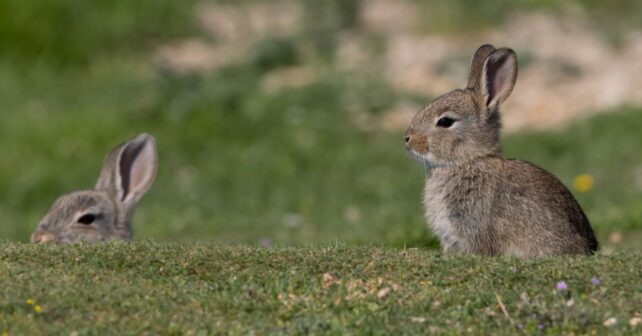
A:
423 180 460 252
423 167 495 253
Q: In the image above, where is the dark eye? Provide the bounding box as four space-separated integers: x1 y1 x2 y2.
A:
77 214 97 225
436 117 456 128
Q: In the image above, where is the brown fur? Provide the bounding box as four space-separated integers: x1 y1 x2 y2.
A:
405 45 598 256
31 134 158 244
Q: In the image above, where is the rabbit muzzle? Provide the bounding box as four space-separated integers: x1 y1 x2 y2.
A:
404 130 430 155
31 230 57 244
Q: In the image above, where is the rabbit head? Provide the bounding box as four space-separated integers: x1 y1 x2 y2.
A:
404 45 517 167
31 133 158 244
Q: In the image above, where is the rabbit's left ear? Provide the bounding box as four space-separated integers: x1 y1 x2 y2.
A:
467 44 496 90
96 133 158 206
476 48 518 111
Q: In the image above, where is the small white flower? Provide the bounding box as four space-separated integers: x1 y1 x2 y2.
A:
377 287 390 299
603 317 617 327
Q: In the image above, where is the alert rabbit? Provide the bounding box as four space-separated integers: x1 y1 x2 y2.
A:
31 133 158 244
404 44 598 256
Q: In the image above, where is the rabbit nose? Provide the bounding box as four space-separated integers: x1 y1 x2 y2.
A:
404 128 414 145
31 230 56 244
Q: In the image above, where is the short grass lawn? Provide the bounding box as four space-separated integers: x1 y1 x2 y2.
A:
0 242 640 334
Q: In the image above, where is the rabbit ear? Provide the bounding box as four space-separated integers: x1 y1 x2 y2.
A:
96 133 158 206
478 48 518 111
467 44 496 90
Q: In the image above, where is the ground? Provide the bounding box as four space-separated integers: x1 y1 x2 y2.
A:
1 243 640 334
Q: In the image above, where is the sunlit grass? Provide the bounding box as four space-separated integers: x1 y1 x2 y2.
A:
0 242 640 334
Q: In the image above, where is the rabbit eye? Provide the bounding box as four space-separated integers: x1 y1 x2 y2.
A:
77 214 97 225
436 117 456 128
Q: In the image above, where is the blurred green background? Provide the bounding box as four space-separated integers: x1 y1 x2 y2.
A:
0 0 640 250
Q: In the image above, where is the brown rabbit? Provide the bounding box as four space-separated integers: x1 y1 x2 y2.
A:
404 44 598 256
31 133 158 244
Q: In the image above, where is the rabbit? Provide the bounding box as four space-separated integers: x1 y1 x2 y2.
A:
31 133 158 244
404 44 599 256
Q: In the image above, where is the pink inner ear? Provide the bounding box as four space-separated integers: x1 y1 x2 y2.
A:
129 146 156 195
118 136 157 203
492 69 510 99
486 53 516 106
125 144 156 201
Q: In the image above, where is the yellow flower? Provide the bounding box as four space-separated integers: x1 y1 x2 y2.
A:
2 331 8 336
34 305 42 313
25 299 34 305
573 174 594 193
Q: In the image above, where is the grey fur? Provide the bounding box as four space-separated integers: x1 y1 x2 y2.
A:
404 45 598 256
31 133 158 244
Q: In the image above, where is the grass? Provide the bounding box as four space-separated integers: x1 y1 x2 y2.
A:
0 242 640 334
0 0 199 65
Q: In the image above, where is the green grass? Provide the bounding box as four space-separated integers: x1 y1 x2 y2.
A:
0 0 200 66
0 242 640 334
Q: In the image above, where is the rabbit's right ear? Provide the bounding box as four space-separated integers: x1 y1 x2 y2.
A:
472 47 518 113
96 133 158 206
